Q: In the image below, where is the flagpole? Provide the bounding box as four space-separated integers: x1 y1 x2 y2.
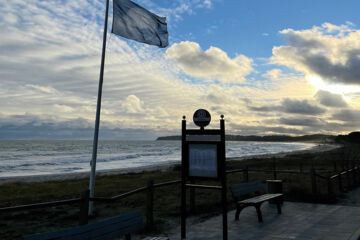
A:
89 0 110 215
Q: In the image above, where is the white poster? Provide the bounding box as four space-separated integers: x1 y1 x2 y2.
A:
189 144 217 178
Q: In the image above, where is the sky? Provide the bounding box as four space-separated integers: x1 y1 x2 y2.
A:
1 0 360 140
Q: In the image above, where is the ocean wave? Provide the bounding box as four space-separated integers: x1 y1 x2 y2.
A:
0 140 315 177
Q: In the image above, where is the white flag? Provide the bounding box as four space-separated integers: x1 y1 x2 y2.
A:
112 0 169 48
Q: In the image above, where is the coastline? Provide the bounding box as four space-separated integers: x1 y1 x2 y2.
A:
0 143 341 185
227 143 340 161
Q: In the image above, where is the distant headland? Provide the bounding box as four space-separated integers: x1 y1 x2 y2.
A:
157 132 360 144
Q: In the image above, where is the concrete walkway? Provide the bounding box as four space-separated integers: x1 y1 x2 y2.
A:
167 202 360 240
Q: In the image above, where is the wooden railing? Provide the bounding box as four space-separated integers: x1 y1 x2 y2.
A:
227 164 360 196
0 179 182 229
2 164 360 230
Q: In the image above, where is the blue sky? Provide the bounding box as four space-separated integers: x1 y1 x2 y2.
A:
164 0 360 56
1 0 360 140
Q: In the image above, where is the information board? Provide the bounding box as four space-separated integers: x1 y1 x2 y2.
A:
181 111 227 240
188 144 218 178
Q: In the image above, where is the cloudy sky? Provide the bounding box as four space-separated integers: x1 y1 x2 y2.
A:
1 0 360 140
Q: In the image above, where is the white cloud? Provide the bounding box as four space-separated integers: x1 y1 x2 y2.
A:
166 41 253 83
315 90 348 108
271 22 360 86
262 69 282 81
26 84 58 94
53 104 75 113
332 109 360 123
121 95 144 114
248 98 326 116
141 0 213 22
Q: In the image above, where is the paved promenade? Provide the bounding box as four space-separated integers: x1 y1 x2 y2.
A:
167 202 360 240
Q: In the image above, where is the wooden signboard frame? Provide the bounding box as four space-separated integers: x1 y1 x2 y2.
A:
181 114 227 240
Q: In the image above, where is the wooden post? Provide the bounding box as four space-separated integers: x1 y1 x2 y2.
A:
273 160 277 180
190 179 196 214
327 178 333 195
220 115 228 240
181 116 186 240
355 165 358 186
79 189 90 225
338 173 343 192
310 168 317 196
346 169 351 190
351 161 356 186
146 179 154 230
243 166 249 183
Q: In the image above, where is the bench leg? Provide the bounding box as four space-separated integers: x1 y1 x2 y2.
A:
125 234 131 240
235 204 245 221
276 200 282 214
255 205 263 222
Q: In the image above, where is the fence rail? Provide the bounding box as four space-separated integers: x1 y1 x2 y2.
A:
311 165 360 196
0 198 80 213
0 179 183 229
2 164 360 229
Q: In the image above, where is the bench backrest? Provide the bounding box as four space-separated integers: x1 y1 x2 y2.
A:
24 211 143 240
230 181 264 200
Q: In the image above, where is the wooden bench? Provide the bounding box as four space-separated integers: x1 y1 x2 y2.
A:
24 211 168 240
230 181 283 222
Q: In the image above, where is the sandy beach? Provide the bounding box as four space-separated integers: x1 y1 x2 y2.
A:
0 143 340 185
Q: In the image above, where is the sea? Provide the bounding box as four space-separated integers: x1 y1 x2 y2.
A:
0 140 315 178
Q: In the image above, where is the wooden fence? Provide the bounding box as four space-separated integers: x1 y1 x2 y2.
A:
0 179 181 230
2 163 360 230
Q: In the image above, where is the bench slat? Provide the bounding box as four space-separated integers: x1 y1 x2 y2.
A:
230 181 264 198
24 211 143 240
91 223 142 240
239 193 283 204
65 218 143 240
143 237 170 240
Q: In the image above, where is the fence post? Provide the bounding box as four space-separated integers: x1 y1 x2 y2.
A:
190 179 196 214
243 166 249 182
299 163 303 173
146 179 154 230
310 168 317 196
346 169 351 190
273 160 277 180
338 173 343 192
358 163 360 185
351 161 356 185
327 177 333 195
79 189 90 225
355 161 359 186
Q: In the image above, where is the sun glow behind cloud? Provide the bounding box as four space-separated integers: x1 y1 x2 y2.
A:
307 75 360 100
